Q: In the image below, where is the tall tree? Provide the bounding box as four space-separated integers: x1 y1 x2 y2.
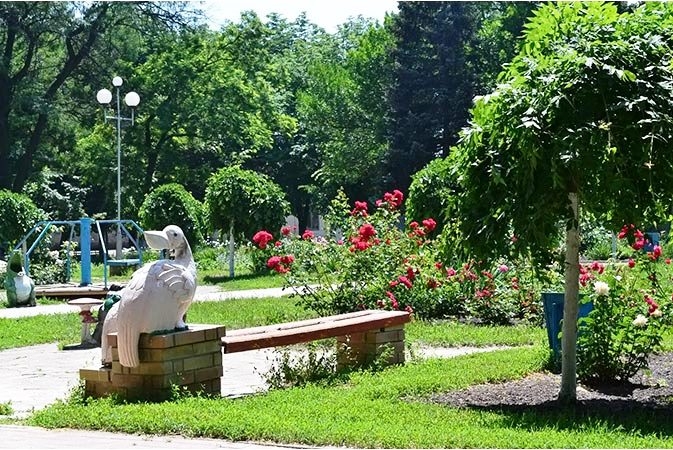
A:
205 165 289 277
449 2 673 402
469 2 539 94
385 1 475 194
0 1 196 211
246 13 327 229
296 17 394 207
0 2 110 191
129 13 297 205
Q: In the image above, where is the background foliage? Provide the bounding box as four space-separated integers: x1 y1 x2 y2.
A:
0 1 536 234
0 190 46 252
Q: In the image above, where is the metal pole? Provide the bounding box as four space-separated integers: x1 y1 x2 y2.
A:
115 85 123 260
80 217 92 286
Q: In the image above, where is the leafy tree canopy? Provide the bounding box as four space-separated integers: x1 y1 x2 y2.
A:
205 165 290 239
138 183 206 247
450 1 673 264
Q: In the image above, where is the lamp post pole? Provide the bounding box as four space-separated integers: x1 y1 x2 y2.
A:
96 76 140 259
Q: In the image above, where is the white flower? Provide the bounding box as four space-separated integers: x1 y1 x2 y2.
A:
633 314 648 327
614 275 622 282
593 281 610 297
651 308 663 318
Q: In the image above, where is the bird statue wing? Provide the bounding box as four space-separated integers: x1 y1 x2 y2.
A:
116 260 196 367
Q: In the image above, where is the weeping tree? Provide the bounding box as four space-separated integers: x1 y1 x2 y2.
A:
449 2 673 402
205 165 289 278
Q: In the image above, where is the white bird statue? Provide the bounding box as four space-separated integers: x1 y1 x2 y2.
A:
101 225 196 368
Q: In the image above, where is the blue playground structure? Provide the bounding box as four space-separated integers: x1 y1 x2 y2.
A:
13 218 145 288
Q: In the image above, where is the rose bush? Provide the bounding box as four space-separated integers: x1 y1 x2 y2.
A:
249 189 543 324
576 224 672 384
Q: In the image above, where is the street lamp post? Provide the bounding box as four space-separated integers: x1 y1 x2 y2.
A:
96 76 140 259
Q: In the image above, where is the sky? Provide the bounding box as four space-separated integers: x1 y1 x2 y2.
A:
198 0 399 32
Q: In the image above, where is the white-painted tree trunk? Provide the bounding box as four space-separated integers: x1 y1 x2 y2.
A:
228 219 235 278
559 191 580 403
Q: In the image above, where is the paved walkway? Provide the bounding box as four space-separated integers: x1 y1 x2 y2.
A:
0 285 504 449
0 285 293 319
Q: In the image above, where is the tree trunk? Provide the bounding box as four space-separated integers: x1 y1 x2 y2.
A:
558 191 580 403
11 3 109 191
0 75 11 190
228 219 235 278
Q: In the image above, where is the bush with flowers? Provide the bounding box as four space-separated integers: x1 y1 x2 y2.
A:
576 224 673 384
248 188 543 324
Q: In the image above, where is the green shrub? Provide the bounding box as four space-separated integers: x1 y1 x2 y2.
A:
249 189 543 324
193 241 229 272
262 343 339 390
0 190 46 254
138 183 206 247
0 401 13 416
577 226 673 384
406 157 457 236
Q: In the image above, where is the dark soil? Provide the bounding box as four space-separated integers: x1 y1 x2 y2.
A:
431 352 673 414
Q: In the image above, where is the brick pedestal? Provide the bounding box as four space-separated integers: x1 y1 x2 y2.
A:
80 324 225 401
335 325 405 370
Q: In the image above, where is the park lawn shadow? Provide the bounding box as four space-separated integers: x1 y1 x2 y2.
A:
429 359 673 438
476 398 673 437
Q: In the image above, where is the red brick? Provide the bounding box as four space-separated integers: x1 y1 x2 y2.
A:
365 328 404 344
80 368 111 382
213 351 222 367
192 340 223 355
194 366 223 383
111 372 146 388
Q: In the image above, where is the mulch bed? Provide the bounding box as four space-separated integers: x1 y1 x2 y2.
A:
430 352 673 413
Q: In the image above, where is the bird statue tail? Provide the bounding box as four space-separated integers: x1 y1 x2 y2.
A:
117 320 140 367
101 301 120 366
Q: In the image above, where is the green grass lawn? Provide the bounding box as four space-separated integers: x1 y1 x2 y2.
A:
76 261 286 290
4 296 673 447
0 296 546 351
25 346 673 448
199 270 285 291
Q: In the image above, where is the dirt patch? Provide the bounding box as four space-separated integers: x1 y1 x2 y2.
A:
430 352 673 413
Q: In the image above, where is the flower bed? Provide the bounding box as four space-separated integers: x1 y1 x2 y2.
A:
576 224 672 384
248 189 544 325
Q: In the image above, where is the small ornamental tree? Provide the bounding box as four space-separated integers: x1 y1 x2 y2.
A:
205 165 290 277
138 183 206 247
0 189 46 253
449 2 673 402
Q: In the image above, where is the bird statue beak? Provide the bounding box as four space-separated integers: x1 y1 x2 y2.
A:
144 230 170 250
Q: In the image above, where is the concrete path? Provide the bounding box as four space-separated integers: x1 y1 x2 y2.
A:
0 424 340 449
0 285 293 319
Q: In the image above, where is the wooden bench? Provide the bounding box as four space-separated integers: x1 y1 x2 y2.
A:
221 309 411 368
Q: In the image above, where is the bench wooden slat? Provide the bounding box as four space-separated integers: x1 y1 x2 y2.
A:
221 310 410 353
225 310 382 338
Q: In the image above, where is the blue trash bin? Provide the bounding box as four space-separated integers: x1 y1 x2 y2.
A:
541 292 593 359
